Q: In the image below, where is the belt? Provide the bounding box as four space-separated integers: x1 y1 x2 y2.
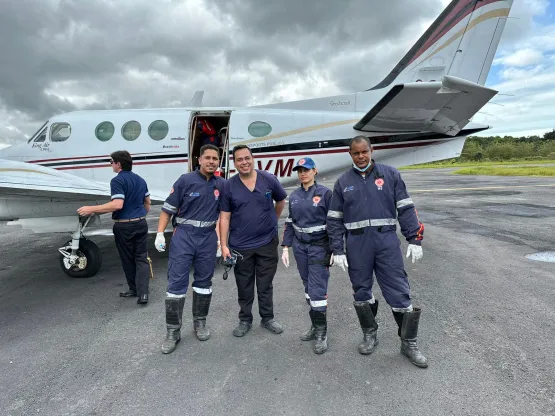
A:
114 216 146 223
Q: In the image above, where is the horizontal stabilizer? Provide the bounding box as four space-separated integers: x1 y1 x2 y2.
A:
354 75 497 136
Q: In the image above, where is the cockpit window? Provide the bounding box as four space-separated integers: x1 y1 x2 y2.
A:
50 122 71 142
28 121 48 143
34 130 47 142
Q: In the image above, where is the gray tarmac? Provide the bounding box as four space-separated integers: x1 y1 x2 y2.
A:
1 168 555 416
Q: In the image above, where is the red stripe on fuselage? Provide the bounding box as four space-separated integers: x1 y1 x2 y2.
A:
37 139 446 171
56 159 189 170
29 151 165 164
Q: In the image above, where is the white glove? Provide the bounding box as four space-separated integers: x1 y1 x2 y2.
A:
281 247 289 268
406 244 423 263
216 241 222 257
330 254 348 272
155 232 166 252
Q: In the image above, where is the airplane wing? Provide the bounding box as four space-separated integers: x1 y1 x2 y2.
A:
0 159 166 201
354 75 497 136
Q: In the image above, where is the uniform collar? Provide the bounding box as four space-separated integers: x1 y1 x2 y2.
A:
300 182 317 192
351 160 376 175
196 169 215 181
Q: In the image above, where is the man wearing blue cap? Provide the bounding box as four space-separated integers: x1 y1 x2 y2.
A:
281 157 333 354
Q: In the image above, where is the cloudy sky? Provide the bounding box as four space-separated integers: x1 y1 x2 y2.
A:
0 0 553 147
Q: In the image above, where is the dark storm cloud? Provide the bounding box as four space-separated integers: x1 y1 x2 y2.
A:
0 0 484 142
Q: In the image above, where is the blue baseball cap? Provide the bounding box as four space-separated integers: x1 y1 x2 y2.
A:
292 157 316 171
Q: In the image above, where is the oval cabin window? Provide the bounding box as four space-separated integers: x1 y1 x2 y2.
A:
248 121 272 138
95 121 115 142
122 121 141 141
148 120 169 141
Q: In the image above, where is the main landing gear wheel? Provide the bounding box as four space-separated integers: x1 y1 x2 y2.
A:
59 237 102 278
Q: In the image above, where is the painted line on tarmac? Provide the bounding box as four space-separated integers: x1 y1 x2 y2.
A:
412 184 555 193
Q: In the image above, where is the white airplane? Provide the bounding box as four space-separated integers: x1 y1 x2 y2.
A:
0 0 514 278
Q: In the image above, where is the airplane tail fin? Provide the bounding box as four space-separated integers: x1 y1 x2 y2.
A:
369 0 514 90
189 91 204 107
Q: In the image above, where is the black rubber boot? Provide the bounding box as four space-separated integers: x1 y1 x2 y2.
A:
192 291 212 341
354 300 379 355
300 306 315 341
161 296 185 354
393 308 428 368
310 309 328 354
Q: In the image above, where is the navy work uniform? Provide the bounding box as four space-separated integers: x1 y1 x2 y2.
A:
161 170 225 344
282 157 332 354
220 169 287 334
327 160 427 365
111 170 151 303
283 182 332 311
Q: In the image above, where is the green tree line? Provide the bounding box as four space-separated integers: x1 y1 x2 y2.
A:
459 129 555 162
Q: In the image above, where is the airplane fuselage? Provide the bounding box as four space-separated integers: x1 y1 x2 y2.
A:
0 103 483 202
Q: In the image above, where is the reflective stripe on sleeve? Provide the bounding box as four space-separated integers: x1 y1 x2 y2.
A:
327 210 343 219
162 202 177 213
145 192 150 197
396 198 414 209
111 194 125 200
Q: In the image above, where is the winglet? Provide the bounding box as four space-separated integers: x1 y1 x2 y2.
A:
189 91 204 107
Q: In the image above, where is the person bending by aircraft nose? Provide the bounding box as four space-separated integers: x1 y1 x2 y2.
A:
281 157 332 355
155 144 225 354
77 150 151 305
326 136 427 368
219 145 287 337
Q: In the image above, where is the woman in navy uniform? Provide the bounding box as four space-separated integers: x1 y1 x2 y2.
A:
281 157 332 354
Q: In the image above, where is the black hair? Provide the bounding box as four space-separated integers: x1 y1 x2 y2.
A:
110 150 132 171
232 144 252 159
200 144 219 157
349 135 372 150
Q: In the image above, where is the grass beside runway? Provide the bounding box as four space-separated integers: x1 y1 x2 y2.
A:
451 166 555 177
399 160 555 169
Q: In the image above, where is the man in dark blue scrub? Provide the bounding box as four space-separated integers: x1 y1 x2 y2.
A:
155 144 225 354
78 150 151 305
220 145 288 337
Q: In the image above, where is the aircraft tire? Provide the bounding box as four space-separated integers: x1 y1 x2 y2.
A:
59 238 102 278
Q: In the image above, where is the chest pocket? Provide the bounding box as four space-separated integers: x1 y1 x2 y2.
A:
256 188 274 210
343 184 362 209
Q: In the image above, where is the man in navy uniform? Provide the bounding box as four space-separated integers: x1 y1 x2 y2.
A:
220 145 287 337
155 144 225 354
327 136 427 368
77 150 151 305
